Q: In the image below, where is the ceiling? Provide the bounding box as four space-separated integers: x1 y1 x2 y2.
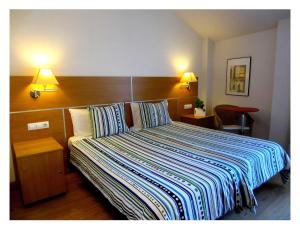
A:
176 10 290 41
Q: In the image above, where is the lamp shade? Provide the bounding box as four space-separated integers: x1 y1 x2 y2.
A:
180 72 197 83
32 68 59 85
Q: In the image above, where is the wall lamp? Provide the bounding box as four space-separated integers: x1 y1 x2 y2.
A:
180 72 198 90
30 68 59 99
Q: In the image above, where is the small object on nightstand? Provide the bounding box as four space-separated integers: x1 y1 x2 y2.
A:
13 137 66 205
194 98 206 116
194 108 206 116
181 114 215 129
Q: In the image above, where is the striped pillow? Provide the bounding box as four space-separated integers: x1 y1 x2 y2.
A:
139 100 172 128
89 103 129 138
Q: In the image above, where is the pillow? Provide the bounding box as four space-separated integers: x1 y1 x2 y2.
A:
89 103 129 138
138 100 172 128
69 108 93 137
130 102 143 131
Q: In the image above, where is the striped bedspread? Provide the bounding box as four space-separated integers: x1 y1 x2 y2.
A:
70 122 290 220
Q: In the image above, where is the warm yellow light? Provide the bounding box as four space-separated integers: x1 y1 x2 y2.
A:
178 64 188 71
172 57 189 74
32 68 59 85
31 68 59 92
180 72 198 91
31 84 45 91
31 54 50 68
31 83 58 91
180 72 198 83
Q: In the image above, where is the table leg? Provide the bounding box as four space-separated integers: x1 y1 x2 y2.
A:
241 113 245 135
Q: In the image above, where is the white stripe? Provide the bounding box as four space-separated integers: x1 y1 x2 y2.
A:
62 109 67 139
131 76 134 102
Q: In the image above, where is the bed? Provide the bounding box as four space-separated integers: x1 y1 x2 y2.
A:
69 121 290 220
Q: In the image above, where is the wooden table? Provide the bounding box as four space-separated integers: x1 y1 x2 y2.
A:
181 114 215 129
221 106 259 135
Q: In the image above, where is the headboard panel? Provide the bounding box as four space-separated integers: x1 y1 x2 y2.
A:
10 76 131 111
133 77 198 101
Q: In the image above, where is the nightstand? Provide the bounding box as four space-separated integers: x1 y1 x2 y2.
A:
13 137 66 205
181 114 215 129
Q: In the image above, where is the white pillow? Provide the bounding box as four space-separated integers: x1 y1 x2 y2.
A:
69 108 92 137
130 102 143 131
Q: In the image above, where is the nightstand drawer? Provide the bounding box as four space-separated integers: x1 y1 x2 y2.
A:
181 114 215 129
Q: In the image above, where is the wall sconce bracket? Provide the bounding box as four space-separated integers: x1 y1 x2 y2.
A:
180 82 192 90
30 90 41 99
186 83 191 91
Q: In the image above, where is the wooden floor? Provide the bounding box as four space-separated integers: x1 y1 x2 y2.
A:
10 170 290 220
221 175 290 220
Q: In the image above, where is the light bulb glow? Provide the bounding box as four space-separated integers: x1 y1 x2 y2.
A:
31 54 50 68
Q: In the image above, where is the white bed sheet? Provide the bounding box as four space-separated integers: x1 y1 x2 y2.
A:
68 135 92 149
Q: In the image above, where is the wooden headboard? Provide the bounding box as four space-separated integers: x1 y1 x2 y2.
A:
10 76 198 169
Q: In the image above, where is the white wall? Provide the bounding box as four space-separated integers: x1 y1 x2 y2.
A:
210 29 277 139
10 10 202 77
200 38 214 114
269 18 290 152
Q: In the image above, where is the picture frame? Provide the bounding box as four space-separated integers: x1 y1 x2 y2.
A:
225 56 251 96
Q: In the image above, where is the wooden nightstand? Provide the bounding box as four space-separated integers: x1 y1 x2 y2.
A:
181 114 215 129
13 137 66 205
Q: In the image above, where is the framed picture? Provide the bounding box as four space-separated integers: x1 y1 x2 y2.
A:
226 56 251 96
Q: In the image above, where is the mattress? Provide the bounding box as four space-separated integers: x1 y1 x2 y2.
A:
68 135 92 149
69 122 290 220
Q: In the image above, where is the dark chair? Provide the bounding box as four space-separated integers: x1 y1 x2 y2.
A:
214 104 254 136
